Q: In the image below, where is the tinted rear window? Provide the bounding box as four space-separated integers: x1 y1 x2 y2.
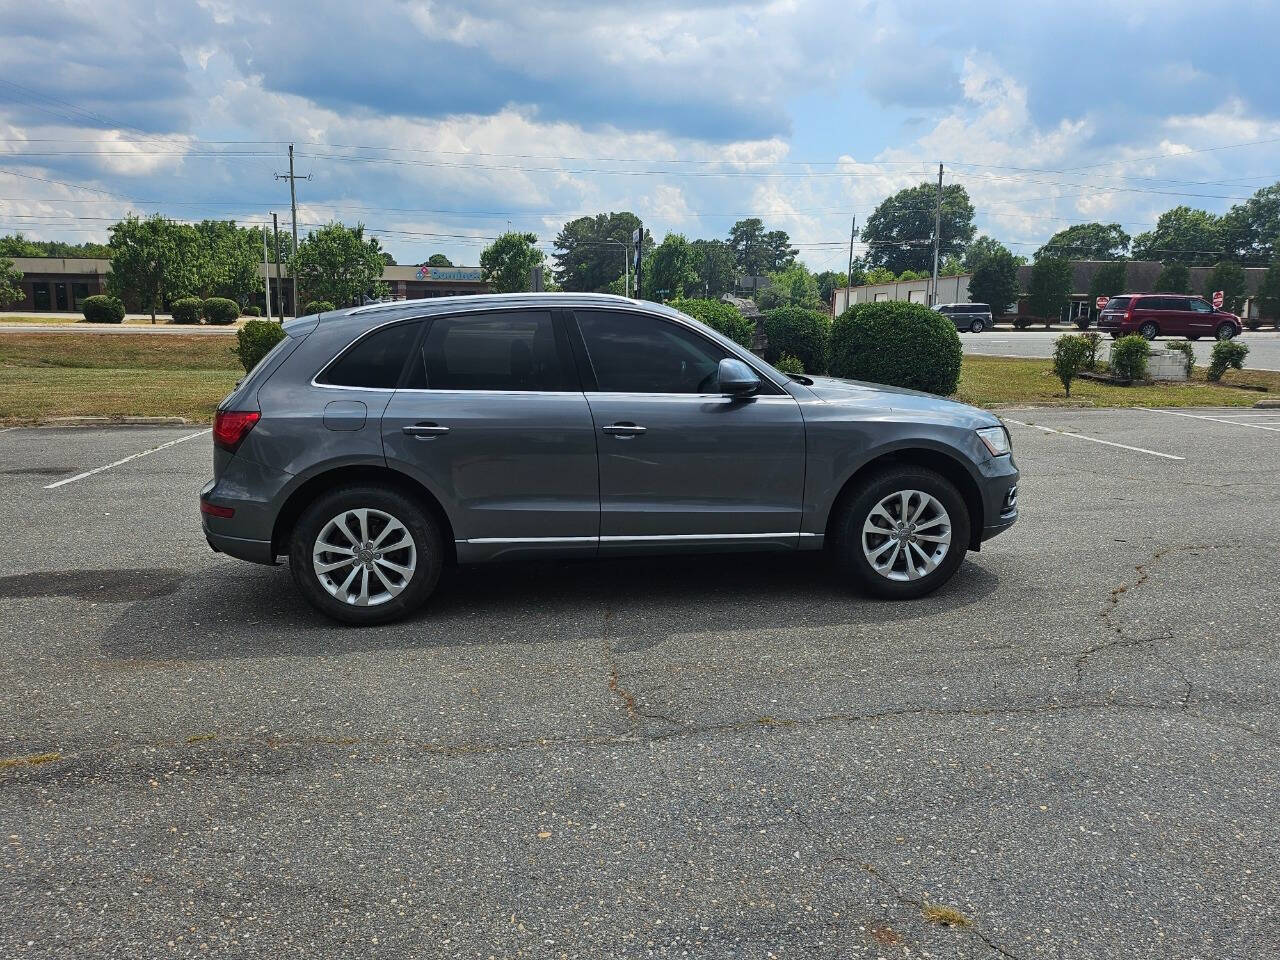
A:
1105 297 1131 311
408 310 570 391
318 320 420 388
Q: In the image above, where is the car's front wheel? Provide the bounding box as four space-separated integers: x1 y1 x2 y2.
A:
289 485 443 625
1215 322 1236 340
831 466 971 600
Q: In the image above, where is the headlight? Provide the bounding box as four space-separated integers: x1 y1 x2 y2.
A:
977 425 1011 456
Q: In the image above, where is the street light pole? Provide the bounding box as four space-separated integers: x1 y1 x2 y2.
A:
931 162 943 306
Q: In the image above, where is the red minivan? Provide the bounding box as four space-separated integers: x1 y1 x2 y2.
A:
1096 294 1242 341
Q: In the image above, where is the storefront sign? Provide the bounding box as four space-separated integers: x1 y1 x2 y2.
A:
415 265 483 282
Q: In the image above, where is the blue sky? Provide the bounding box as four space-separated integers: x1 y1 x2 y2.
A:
2 0 1279 271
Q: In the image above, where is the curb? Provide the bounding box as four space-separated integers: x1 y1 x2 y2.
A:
42 416 192 427
1254 399 1280 409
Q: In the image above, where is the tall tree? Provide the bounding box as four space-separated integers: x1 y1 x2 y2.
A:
967 242 1020 313
1220 182 1280 265
1154 262 1190 294
861 182 976 275
1202 261 1248 313
1088 260 1128 303
291 222 389 307
106 215 198 323
0 233 111 258
427 253 453 267
727 218 767 276
1257 259 1280 321
1131 206 1222 265
191 220 260 304
814 269 847 306
1035 222 1130 260
1027 257 1073 324
553 212 642 291
690 239 736 297
646 234 698 300
766 263 822 309
965 235 1026 270
764 230 797 271
0 257 22 307
480 231 544 294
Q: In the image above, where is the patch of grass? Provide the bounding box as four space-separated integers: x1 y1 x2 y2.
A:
921 904 971 928
956 355 1275 408
0 315 247 328
184 733 217 744
0 333 240 423
0 751 61 770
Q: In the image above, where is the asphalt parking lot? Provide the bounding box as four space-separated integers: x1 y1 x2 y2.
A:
962 329 1280 371
2 409 1278 959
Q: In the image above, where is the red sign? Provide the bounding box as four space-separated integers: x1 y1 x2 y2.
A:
1095 296 1109 310
1212 290 1224 309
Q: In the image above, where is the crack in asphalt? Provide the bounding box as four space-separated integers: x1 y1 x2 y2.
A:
600 608 678 728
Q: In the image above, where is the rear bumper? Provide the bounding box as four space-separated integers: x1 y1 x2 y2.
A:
204 528 277 564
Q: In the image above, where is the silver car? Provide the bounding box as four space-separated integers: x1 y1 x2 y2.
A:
201 294 1018 624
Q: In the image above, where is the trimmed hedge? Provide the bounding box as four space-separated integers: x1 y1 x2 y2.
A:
760 306 830 374
303 300 335 316
242 305 262 317
234 319 287 373
171 297 204 325
829 300 962 395
81 294 125 324
202 297 240 325
1110 335 1150 382
669 297 754 347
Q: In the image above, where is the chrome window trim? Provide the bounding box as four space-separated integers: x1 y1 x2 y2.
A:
310 315 428 390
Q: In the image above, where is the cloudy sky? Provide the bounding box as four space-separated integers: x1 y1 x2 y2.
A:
3 0 1279 271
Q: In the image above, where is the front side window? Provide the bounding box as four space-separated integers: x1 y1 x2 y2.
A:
576 310 731 394
318 320 421 388
1189 299 1213 313
410 310 568 391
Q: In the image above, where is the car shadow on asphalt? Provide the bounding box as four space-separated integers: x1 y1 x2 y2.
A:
97 552 1000 661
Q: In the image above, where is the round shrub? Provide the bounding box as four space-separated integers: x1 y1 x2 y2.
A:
760 306 830 374
304 300 336 316
1052 334 1092 397
170 297 204 325
1207 339 1249 382
202 297 240 325
81 294 125 324
242 304 261 317
234 319 287 373
1110 335 1150 382
670 298 754 347
829 301 962 395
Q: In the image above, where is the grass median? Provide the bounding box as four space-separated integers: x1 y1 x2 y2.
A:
0 333 241 423
0 334 1275 423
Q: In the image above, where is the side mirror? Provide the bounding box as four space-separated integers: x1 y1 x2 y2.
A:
716 357 761 397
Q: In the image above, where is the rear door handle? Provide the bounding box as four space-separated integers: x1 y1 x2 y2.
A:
403 423 450 438
602 422 646 437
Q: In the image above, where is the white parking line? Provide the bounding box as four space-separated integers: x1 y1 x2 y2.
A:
1003 418 1184 460
1141 408 1280 433
43 430 209 489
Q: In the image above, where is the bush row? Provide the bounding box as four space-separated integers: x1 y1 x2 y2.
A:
170 297 243 326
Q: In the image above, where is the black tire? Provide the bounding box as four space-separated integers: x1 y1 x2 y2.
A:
969 318 985 333
1188 335 1201 341
830 466 971 600
1109 332 1121 339
1139 321 1159 340
288 484 443 625
1215 322 1236 341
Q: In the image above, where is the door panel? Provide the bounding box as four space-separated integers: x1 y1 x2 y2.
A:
585 393 806 542
381 309 599 554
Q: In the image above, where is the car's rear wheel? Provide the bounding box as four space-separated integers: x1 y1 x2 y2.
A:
1109 332 1121 339
969 318 985 333
831 466 971 600
289 485 443 625
1139 321 1160 340
1188 335 1201 341
1215 322 1236 340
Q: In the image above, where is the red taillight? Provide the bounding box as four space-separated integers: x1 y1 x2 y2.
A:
213 410 260 452
200 500 235 518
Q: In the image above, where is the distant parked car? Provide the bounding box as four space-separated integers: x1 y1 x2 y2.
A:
201 293 1019 624
1097 294 1241 341
934 302 993 333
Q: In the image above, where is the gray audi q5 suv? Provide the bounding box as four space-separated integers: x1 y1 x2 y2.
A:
201 294 1018 624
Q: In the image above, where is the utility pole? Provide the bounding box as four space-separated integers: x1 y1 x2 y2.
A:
623 243 630 298
272 213 283 320
261 225 273 322
930 162 943 306
845 214 857 314
633 223 644 300
276 144 310 318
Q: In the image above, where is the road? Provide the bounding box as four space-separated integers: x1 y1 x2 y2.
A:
2 410 1279 958
963 328 1280 370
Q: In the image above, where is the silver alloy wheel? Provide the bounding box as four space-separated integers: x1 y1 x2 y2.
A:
312 508 417 607
861 489 952 583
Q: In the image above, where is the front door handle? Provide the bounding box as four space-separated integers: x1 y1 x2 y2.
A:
602 422 646 437
403 423 450 438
